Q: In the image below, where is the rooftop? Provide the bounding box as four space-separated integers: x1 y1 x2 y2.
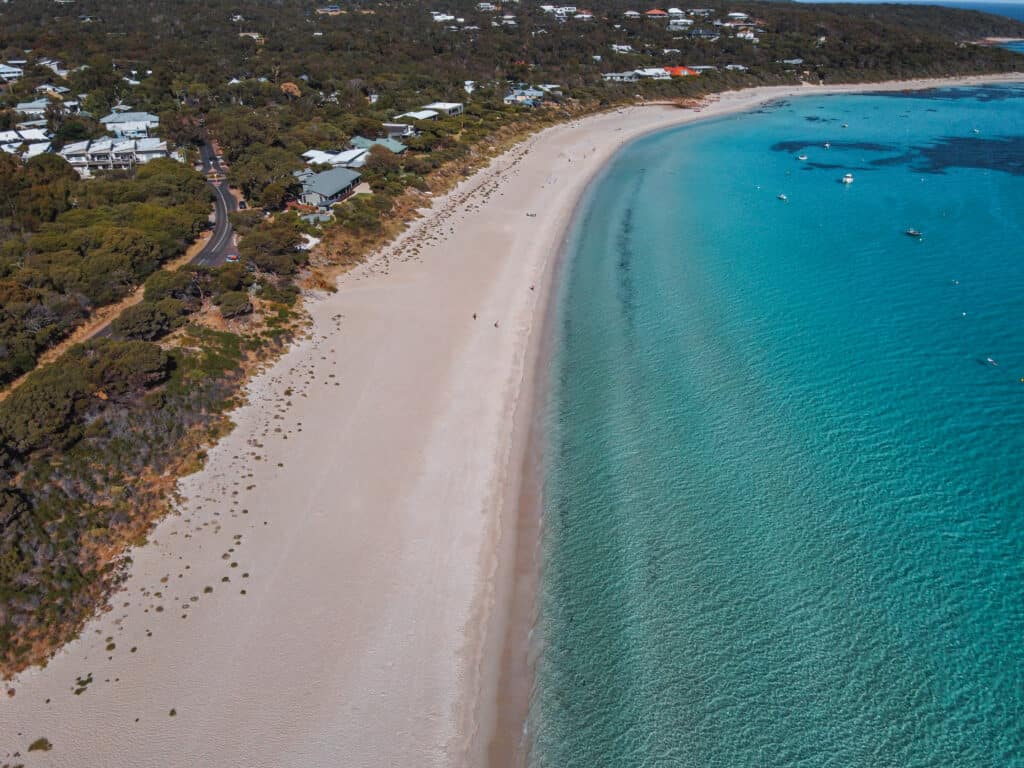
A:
304 167 361 197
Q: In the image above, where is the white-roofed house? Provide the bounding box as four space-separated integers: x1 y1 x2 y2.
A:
301 147 369 168
420 101 464 117
15 99 52 118
59 137 169 178
0 63 24 82
99 111 160 138
395 109 440 122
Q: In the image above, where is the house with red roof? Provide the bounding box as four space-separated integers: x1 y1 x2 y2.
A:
664 66 699 77
645 8 669 17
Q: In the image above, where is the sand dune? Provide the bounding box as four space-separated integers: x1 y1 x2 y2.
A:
2 74 1019 768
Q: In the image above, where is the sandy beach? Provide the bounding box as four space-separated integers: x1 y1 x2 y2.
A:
2 73 1020 768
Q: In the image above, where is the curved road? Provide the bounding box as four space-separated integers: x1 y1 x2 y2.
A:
194 139 240 266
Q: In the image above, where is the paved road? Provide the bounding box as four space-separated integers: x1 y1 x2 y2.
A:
194 139 240 266
93 138 240 339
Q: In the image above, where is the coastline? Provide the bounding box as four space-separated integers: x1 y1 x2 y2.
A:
1 72 1021 768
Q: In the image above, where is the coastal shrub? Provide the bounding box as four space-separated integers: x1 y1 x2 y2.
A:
217 291 252 319
111 303 178 341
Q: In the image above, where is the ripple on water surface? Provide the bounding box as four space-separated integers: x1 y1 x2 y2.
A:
531 86 1024 768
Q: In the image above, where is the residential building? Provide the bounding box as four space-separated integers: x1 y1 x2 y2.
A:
302 148 368 168
299 167 361 209
725 63 749 71
504 87 545 106
395 109 440 122
0 63 23 82
349 136 407 154
15 99 52 118
99 111 159 138
602 71 640 82
623 10 641 18
421 101 464 117
610 43 635 53
664 65 699 76
59 137 170 178
35 83 71 97
0 129 52 160
668 17 693 29
645 8 669 18
634 67 671 79
382 122 417 139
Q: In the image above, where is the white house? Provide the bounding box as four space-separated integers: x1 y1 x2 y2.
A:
0 129 52 161
15 99 52 118
0 63 23 82
421 101 464 117
634 67 671 80
395 109 440 122
59 137 170 178
668 17 693 29
301 147 368 168
602 71 639 82
38 58 69 78
99 111 160 138
623 10 641 18
725 63 749 71
610 43 635 53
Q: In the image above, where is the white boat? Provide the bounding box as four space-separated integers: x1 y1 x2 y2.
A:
840 173 854 184
824 142 831 149
777 193 788 201
842 122 849 128
797 154 808 161
905 228 923 238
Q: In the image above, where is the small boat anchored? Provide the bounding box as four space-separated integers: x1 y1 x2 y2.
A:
824 142 831 149
777 193 788 202
905 228 923 238
797 154 808 161
840 173 854 184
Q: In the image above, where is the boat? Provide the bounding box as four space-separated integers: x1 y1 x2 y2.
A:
824 142 831 149
972 128 981 135
777 193 788 201
905 228 923 238
797 154 808 161
842 122 849 128
840 173 854 184
986 357 998 366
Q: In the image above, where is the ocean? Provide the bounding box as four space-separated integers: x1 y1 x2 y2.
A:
531 85 1024 766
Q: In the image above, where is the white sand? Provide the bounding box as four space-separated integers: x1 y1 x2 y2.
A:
2 74 1020 768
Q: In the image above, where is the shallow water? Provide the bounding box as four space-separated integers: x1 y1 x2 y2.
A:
531 85 1024 767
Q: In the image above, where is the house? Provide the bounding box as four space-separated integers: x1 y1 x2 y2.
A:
667 7 685 16
504 87 545 106
382 122 417 139
316 5 342 14
59 137 170 178
664 66 699 77
634 67 671 79
736 29 759 42
421 101 464 117
35 83 71 96
725 63 748 71
38 58 69 78
395 109 439 122
574 10 594 20
644 9 668 18
610 43 634 53
0 63 23 82
0 129 52 161
15 99 52 118
623 10 641 18
602 71 640 82
781 58 804 65
349 136 407 154
299 167 361 209
688 28 719 40
668 17 693 29
100 111 159 138
727 11 749 20
477 2 496 9
302 148 368 168
688 7 713 14
238 31 265 43
688 64 718 72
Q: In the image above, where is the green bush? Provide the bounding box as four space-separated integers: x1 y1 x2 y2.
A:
217 291 252 319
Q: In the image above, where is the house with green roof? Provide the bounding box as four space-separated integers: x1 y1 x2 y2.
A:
349 136 407 155
299 167 362 209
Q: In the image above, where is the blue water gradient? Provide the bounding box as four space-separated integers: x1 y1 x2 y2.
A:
531 86 1024 767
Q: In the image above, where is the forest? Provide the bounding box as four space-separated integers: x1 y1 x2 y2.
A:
0 0 1023 673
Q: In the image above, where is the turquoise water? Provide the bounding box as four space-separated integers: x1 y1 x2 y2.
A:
531 86 1024 767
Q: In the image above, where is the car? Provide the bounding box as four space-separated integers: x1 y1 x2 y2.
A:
226 253 240 263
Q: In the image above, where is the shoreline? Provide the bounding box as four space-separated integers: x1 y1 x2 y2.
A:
1 72 1021 768
476 70 1024 768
